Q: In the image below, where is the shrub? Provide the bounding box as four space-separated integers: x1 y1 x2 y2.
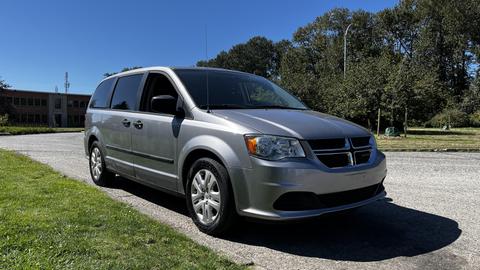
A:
0 114 8 126
470 111 480 127
427 109 469 128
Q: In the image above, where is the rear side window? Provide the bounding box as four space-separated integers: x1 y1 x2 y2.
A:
110 74 143 110
90 78 115 108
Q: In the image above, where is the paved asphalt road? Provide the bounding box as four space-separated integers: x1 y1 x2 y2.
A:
0 133 479 270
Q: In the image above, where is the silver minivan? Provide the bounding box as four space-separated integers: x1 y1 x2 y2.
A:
84 67 387 235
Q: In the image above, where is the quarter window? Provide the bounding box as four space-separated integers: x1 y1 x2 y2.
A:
110 74 143 110
90 78 115 108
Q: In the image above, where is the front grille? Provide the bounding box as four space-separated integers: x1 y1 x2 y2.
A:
308 138 346 150
308 136 373 168
351 136 371 148
354 150 371 165
273 182 385 211
316 153 351 168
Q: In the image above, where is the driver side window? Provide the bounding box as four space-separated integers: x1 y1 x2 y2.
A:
140 73 179 114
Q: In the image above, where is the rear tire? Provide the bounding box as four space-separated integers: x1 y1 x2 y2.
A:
89 141 114 186
186 158 237 236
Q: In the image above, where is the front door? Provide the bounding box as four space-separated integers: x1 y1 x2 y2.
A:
131 72 180 191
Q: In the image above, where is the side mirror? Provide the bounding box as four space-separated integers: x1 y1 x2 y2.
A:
151 95 183 116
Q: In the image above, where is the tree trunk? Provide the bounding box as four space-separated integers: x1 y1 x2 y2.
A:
377 108 381 137
404 107 408 138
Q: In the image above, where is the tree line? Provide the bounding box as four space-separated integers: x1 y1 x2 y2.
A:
198 0 480 129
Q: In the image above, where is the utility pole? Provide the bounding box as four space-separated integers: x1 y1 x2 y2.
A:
64 72 70 94
344 23 352 79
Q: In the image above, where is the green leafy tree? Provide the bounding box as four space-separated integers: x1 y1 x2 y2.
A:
461 75 480 114
340 57 392 128
0 77 12 117
197 36 288 79
198 0 480 127
279 8 386 116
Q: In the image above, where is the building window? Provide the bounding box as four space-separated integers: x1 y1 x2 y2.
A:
6 97 13 104
55 98 61 109
41 99 47 106
20 98 26 106
67 100 73 107
28 114 34 123
21 114 27 123
35 99 41 106
28 98 33 106
14 97 20 105
80 101 86 108
42 115 47 123
73 100 79 108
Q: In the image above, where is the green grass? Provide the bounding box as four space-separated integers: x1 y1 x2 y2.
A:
0 150 244 270
0 126 83 135
376 127 480 151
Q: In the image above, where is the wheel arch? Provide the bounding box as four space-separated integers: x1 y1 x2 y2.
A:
88 135 98 151
180 148 226 194
178 135 243 195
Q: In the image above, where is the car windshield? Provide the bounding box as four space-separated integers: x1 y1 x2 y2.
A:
174 69 308 110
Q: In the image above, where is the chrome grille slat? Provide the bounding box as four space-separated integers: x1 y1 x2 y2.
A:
308 136 373 169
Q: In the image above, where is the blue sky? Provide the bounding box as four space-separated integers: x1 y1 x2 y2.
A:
1 0 398 94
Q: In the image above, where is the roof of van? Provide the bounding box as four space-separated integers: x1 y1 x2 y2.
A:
102 66 252 81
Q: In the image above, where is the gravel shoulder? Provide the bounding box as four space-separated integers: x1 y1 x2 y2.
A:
0 133 479 270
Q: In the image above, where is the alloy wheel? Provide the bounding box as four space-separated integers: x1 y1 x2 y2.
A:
90 147 103 181
190 169 221 225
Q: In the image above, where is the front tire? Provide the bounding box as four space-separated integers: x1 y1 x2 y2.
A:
89 141 114 186
186 158 237 236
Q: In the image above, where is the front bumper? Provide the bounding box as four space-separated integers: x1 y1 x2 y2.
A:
229 150 387 220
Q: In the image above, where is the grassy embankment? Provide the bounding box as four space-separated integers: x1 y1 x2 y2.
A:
0 150 244 269
376 127 480 151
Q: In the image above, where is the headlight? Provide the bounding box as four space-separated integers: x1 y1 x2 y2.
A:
244 135 305 160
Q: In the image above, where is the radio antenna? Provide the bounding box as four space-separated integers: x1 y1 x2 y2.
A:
205 24 210 113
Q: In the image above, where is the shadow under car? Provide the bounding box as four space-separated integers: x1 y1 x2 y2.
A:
110 176 461 262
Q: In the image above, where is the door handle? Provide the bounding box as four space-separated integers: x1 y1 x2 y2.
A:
133 120 143 129
122 119 131 127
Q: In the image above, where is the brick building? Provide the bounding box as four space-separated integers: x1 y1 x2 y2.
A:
1 89 91 127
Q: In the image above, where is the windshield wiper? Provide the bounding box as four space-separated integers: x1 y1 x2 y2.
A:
200 104 253 109
255 105 307 110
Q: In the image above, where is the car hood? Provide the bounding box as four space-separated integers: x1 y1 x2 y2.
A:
211 109 371 140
